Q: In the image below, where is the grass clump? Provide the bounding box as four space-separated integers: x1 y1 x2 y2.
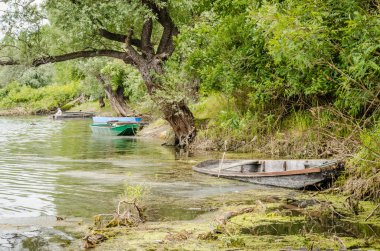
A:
343 125 380 202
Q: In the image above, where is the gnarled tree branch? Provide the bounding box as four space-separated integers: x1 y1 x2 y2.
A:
99 28 142 48
124 29 144 67
141 0 178 56
33 50 130 66
141 18 154 57
0 58 20 66
1 49 131 67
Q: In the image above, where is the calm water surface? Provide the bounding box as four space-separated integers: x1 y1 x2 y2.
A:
0 116 277 250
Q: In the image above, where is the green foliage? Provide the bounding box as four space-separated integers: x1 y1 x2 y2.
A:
19 65 54 88
176 0 379 118
100 62 145 103
0 66 26 87
353 127 380 174
120 184 150 203
0 81 80 113
77 59 146 104
153 0 379 157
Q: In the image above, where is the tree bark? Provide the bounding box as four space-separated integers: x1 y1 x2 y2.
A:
138 60 196 148
96 74 131 117
99 96 105 108
161 100 196 147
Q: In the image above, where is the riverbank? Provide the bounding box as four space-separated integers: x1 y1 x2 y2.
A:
1 102 379 204
87 188 380 250
0 111 379 250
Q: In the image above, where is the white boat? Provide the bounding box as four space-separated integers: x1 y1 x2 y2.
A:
193 159 343 189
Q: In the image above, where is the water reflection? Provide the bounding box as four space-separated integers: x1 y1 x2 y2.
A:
0 117 60 218
0 117 259 222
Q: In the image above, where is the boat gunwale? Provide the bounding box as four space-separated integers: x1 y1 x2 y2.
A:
192 159 340 178
90 123 139 128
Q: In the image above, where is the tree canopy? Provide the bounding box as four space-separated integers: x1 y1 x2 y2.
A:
0 0 379 148
1 0 198 147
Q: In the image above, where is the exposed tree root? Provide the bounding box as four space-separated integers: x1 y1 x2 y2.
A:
83 199 145 248
216 207 257 226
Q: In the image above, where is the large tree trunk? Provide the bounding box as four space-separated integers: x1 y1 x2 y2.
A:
96 74 131 117
104 85 130 117
139 64 196 148
161 100 196 147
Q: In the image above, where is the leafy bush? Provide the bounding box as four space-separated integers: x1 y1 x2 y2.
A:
0 81 80 113
175 0 379 119
19 65 54 88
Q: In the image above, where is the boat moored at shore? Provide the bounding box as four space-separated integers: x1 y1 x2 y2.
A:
90 122 140 136
92 116 142 124
193 159 343 189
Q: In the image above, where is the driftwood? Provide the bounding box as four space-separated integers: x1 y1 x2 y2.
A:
63 94 85 108
216 207 256 225
94 199 145 228
83 234 106 249
83 199 145 248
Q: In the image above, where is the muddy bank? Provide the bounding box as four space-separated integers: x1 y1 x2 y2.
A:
137 119 173 141
0 107 32 116
86 189 379 250
0 216 86 250
0 101 115 117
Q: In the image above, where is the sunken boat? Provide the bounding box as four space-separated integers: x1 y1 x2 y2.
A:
192 159 343 189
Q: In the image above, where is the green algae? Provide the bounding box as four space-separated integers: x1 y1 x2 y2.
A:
301 193 380 227
84 186 380 250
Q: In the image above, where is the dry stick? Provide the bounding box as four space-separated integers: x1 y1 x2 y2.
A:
333 235 347 250
217 140 227 178
365 203 380 221
359 89 380 127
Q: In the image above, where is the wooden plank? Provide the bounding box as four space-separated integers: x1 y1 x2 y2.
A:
209 160 260 171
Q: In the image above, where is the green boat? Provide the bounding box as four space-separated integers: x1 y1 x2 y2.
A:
90 122 140 136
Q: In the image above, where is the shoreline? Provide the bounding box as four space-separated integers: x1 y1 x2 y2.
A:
0 115 378 250
88 189 380 250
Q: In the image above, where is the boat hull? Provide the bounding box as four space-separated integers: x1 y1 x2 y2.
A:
53 112 94 120
210 171 330 189
90 123 139 136
92 117 142 123
193 159 342 189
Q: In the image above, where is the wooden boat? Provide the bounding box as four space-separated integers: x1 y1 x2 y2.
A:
53 111 95 120
92 116 142 124
192 159 343 189
90 122 140 136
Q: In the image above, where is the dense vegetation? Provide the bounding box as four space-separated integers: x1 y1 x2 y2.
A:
0 0 379 200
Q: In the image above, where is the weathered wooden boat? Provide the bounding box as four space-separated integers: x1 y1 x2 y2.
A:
192 159 343 189
90 122 140 136
53 111 95 120
92 116 142 124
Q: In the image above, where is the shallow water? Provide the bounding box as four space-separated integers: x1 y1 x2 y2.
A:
1 117 379 250
0 116 282 250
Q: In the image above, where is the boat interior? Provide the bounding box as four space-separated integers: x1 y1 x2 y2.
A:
204 159 334 173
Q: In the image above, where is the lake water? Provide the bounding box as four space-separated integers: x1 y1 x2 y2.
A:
0 116 283 250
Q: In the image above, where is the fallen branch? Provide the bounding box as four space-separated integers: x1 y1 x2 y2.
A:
217 206 256 225
365 203 380 221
